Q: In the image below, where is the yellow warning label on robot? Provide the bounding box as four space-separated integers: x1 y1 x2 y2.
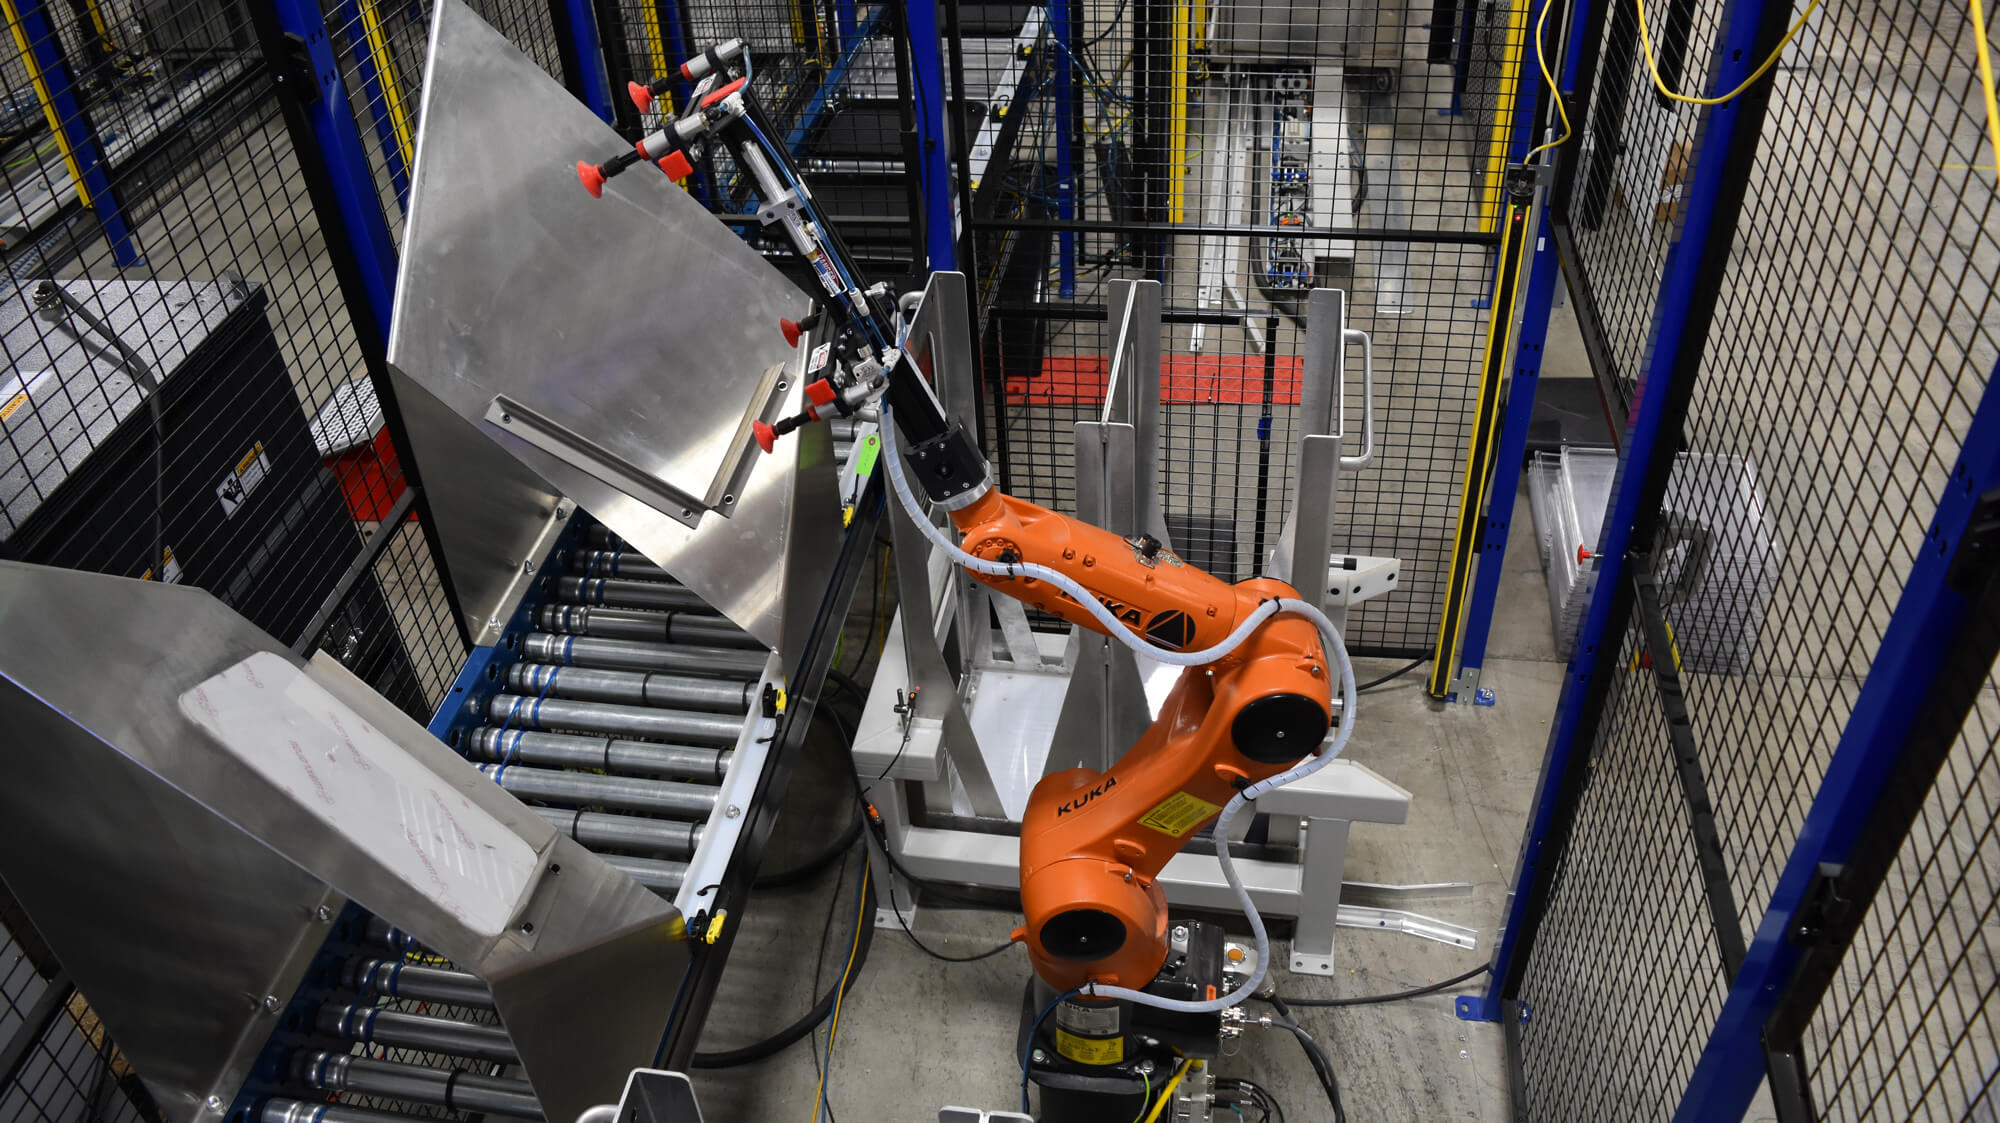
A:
1138 791 1223 838
1054 1029 1123 1066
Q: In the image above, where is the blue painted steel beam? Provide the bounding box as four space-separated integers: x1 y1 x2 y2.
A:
9 0 140 265
1460 0 1782 1024
1050 0 1076 294
1670 359 2000 1117
271 0 401 342
552 0 616 122
334 0 413 211
836 0 858 51
902 0 955 271
1456 0 1591 679
784 8 885 155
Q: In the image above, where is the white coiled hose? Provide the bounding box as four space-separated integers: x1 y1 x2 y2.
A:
877 401 1357 1013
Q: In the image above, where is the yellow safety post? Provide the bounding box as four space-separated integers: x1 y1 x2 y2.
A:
1169 0 1190 223
1478 0 1530 233
639 0 674 112
1 0 90 205
1430 176 1535 699
357 0 415 172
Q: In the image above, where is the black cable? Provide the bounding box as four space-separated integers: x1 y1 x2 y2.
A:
690 860 876 1068
1263 997 1346 1123
848 544 888 677
756 809 864 889
1356 657 1427 693
804 847 851 1123
1216 1077 1285 1123
1274 963 1490 1007
875 861 1019 962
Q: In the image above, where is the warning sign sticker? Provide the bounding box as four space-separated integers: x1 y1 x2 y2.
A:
217 441 271 518
1138 790 1223 838
1055 1028 1122 1066
140 547 184 584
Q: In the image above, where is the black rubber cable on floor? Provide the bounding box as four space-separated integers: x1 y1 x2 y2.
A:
1356 657 1427 692
1274 963 1489 1007
690 860 875 1069
755 811 864 889
1263 996 1347 1123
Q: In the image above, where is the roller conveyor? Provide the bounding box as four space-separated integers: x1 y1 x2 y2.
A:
257 516 789 1122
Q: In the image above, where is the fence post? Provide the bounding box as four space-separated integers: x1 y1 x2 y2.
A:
902 0 955 271
1671 357 2000 1116
549 0 616 123
1454 0 1596 694
334 0 416 209
249 0 472 649
1458 0 1797 1024
1 0 139 265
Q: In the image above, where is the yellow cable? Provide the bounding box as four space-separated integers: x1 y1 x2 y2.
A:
1140 1059 1194 1123
1970 0 2000 178
1636 0 1822 106
1524 0 1573 159
812 864 869 1122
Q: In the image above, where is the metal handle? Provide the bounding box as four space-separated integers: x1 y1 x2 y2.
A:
1339 326 1376 468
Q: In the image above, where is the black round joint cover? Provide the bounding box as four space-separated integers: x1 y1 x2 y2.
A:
1039 908 1127 963
1231 693 1330 764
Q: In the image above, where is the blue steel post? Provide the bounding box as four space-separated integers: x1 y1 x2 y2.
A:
903 0 956 271
10 0 139 265
551 0 616 122
1454 0 1591 688
270 0 401 342
334 0 413 210
1050 0 1076 295
1668 361 2000 1113
836 0 857 51
1459 0 1787 1024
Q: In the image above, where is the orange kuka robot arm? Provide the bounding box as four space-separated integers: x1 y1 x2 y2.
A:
942 489 1334 995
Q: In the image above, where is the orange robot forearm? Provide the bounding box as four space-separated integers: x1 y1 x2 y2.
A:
945 490 1334 993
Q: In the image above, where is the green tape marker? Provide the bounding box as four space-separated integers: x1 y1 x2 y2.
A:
856 432 882 477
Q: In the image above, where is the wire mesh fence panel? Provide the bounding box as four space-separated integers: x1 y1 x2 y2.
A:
1801 657 2000 1122
1518 0 2000 1117
1515 622 1733 1122
1 907 160 1123
971 0 1532 654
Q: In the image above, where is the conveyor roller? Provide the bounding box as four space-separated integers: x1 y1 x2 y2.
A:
461 727 730 782
537 604 762 648
556 576 713 612
503 663 759 712
484 693 744 743
533 804 704 857
317 1003 518 1064
262 1099 432 1123
293 1052 542 1119
475 763 720 820
520 632 766 677
346 958 496 1008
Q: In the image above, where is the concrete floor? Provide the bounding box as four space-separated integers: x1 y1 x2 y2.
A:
680 467 1573 1121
